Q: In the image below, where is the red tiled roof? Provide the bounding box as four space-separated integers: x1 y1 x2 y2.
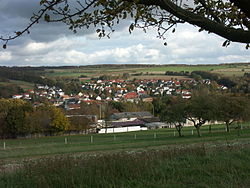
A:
124 92 138 99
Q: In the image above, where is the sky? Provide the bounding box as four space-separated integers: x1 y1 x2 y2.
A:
0 0 249 66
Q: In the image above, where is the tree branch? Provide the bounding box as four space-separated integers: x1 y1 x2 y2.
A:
0 1 63 46
137 0 250 43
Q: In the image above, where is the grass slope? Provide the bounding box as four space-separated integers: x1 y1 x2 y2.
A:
1 124 250 187
0 124 249 161
1 139 250 187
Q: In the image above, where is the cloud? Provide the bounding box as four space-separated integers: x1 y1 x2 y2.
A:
0 0 249 66
12 41 162 66
0 51 12 61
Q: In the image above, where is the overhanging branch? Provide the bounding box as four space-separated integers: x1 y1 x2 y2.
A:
137 0 250 43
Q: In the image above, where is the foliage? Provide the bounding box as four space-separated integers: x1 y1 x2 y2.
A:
214 94 250 132
27 107 51 134
191 71 220 81
161 97 186 137
68 116 91 132
49 106 70 132
185 90 217 136
1 0 250 47
0 85 24 98
0 99 32 138
0 99 70 138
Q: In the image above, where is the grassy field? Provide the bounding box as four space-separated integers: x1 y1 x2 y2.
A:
1 123 250 187
0 123 249 162
44 64 250 79
0 80 34 91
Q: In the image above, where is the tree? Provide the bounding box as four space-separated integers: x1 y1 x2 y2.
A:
162 97 186 137
68 116 92 133
185 90 216 137
5 102 33 138
28 107 52 134
1 0 250 48
215 94 249 132
50 106 70 132
0 99 32 138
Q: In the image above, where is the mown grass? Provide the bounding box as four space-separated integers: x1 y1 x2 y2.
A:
0 123 249 162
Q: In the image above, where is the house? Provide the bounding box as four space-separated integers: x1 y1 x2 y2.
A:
98 111 156 134
12 95 23 99
145 122 170 129
182 93 191 99
27 89 34 94
139 94 153 102
123 92 138 101
65 103 81 110
98 125 147 134
60 95 70 101
110 111 153 121
23 93 31 99
96 96 102 101
111 119 146 127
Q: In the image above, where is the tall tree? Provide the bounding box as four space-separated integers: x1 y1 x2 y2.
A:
162 97 186 137
1 0 250 47
215 94 249 132
5 102 33 138
185 90 216 137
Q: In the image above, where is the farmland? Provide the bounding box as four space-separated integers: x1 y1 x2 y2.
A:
43 63 250 79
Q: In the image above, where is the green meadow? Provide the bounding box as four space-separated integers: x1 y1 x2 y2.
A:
1 124 250 187
0 124 248 162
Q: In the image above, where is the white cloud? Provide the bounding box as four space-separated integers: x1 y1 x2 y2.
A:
0 51 12 61
0 2 249 67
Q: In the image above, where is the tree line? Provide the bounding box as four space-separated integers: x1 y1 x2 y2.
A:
0 99 70 138
0 99 153 139
0 91 249 139
153 90 250 137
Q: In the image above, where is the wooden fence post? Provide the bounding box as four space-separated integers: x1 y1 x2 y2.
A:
65 138 67 144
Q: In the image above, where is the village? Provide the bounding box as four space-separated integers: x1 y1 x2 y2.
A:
10 77 227 134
